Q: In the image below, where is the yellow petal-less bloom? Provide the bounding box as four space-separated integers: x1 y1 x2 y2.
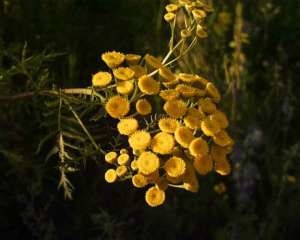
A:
130 160 138 171
117 153 130 165
176 84 203 97
213 130 233 147
113 67 135 81
193 154 213 175
196 24 208 38
164 156 186 178
144 54 163 69
175 126 194 148
214 158 231 176
206 82 221 102
132 174 148 188
138 75 160 95
195 75 209 86
137 151 160 175
101 51 125 68
159 89 180 101
105 151 118 164
164 12 176 23
128 130 151 151
184 115 202 129
162 78 180 88
116 165 127 177
201 116 221 136
151 132 175 155
163 99 187 118
158 117 180 133
187 108 205 119
210 110 229 129
120 148 128 154
136 98 152 115
189 137 209 157
211 144 228 162
178 73 199 83
105 96 130 119
125 54 141 65
104 169 117 183
145 186 165 207
198 98 217 114
117 118 139 135
159 67 176 82
181 29 192 38
92 71 112 87
116 80 134 95
192 9 207 21
130 65 147 78
165 3 179 12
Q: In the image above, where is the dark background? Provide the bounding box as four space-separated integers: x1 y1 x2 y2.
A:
0 0 300 239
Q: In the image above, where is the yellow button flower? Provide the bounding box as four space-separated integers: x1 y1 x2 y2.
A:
116 80 134 95
189 137 209 157
165 3 179 12
92 71 112 87
206 82 221 102
104 151 117 164
130 65 147 78
198 98 217 114
178 73 199 83
184 115 202 129
158 117 180 133
132 174 148 188
213 130 233 147
101 51 125 68
117 153 130 165
116 165 127 177
136 98 152 115
193 154 213 175
104 169 117 183
128 130 151 151
130 160 138 171
151 132 175 155
159 89 180 101
192 9 207 21
164 156 186 178
144 54 162 69
105 96 130 119
201 116 221 136
125 54 141 65
164 12 176 23
145 186 165 207
214 158 231 176
137 151 160 175
159 66 176 82
175 126 194 148
176 84 203 97
113 67 135 81
163 99 187 118
210 110 229 129
196 24 208 38
117 118 139 135
138 75 160 95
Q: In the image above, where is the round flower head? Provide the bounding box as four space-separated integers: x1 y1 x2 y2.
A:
213 130 233 147
116 165 127 177
120 148 128 154
159 67 176 82
214 158 231 176
158 117 179 133
159 89 180 101
130 160 139 171
201 116 221 136
192 9 207 21
164 12 176 23
105 96 130 119
151 132 175 155
101 51 125 68
189 137 209 157
211 144 227 162
145 186 165 207
155 177 169 191
128 130 151 151
137 151 160 175
138 75 160 95
163 99 187 118
136 99 152 115
116 80 134 95
164 156 186 178
105 151 117 164
206 82 221 102
178 73 199 83
210 110 229 129
193 154 213 175
113 67 135 81
196 24 208 38
92 71 112 87
125 54 141 65
176 84 202 97
187 108 205 119
104 169 117 183
175 126 194 148
165 3 179 12
162 78 180 88
144 54 162 69
181 29 192 38
132 174 148 188
183 163 199 193
130 65 147 78
117 153 130 165
117 118 139 135
198 98 217 114
184 115 202 129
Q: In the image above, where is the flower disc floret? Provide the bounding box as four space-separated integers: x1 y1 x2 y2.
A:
105 96 130 119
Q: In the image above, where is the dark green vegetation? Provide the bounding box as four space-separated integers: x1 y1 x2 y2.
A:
0 0 300 239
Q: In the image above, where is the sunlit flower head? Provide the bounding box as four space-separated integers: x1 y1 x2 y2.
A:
92 71 112 87
105 95 130 119
104 169 117 183
130 65 147 78
117 153 130 165
164 12 176 23
120 148 128 154
159 89 180 101
164 156 186 178
116 80 134 95
178 73 199 83
165 3 179 12
187 108 205 119
137 151 160 175
196 24 208 38
175 126 194 148
158 117 180 133
145 186 165 207
206 82 221 102
211 144 227 162
192 9 207 21
136 98 152 115
184 115 202 129
101 51 125 68
105 151 118 164
189 137 209 157
132 174 148 188
130 160 138 171
176 84 201 97
212 130 233 147
163 99 187 118
125 54 141 65
144 54 162 69
117 118 139 136
128 130 151 151
198 98 217 114
151 132 175 155
162 78 180 88
193 154 213 175
138 75 160 95
214 158 231 176
116 165 128 177
210 110 229 129
159 67 176 82
201 116 221 136
113 67 135 81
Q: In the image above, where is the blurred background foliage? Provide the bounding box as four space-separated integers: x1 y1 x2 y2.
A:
0 0 300 239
